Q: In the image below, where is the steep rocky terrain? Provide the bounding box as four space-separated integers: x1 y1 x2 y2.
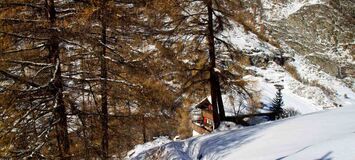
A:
260 0 354 89
219 0 355 110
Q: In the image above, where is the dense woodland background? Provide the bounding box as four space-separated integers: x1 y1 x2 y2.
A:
0 0 276 159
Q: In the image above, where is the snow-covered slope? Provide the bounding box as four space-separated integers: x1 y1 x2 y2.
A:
262 0 355 89
128 106 355 160
221 20 355 113
126 137 172 159
244 56 355 113
262 0 325 21
127 1 355 159
127 0 355 159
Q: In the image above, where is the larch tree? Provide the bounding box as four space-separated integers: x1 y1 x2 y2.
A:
67 0 177 158
147 0 248 128
0 0 83 158
0 0 263 158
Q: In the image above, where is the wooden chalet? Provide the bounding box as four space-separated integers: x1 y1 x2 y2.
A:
191 96 276 135
191 98 215 134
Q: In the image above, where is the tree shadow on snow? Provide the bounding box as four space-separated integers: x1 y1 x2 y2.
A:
316 151 333 160
184 124 272 160
276 150 333 160
275 145 311 160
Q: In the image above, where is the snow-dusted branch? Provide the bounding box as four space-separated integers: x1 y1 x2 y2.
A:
0 18 46 23
0 70 40 87
1 46 45 55
0 2 44 9
59 38 93 53
0 31 48 40
48 59 60 84
98 41 125 63
34 65 54 77
62 75 141 88
7 60 52 67
0 31 49 40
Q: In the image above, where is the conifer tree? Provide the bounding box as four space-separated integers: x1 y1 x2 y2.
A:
0 0 264 158
0 0 82 158
271 86 284 119
64 0 177 157
147 0 248 128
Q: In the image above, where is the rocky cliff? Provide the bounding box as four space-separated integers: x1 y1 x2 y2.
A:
257 0 354 89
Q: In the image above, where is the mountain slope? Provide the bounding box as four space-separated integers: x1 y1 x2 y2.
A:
220 20 354 113
262 0 355 89
127 1 355 158
128 106 355 160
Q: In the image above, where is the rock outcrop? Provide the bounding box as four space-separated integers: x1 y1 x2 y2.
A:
258 0 354 89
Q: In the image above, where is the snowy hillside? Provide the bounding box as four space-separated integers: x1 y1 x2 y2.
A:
127 106 355 160
220 20 355 113
127 2 355 158
262 0 355 90
261 0 325 21
1 0 353 158
245 55 355 113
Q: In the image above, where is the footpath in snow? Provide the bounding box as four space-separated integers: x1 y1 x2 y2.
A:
128 105 355 160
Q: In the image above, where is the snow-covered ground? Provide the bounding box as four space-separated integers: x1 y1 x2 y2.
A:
220 15 355 113
245 57 355 113
126 136 172 159
127 2 354 158
126 7 355 158
127 105 355 160
245 73 323 114
261 0 325 21
220 22 278 55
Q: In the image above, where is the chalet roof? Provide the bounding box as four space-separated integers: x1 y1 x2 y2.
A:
194 98 211 109
192 93 271 116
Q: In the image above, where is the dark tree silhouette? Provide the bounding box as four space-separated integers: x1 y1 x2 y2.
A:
271 85 284 120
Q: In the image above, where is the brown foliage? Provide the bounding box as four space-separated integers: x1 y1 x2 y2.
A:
284 63 302 82
176 107 192 139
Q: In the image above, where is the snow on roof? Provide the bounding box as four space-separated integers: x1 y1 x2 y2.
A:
206 94 249 116
192 93 267 117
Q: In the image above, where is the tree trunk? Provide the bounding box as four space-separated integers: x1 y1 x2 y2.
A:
215 78 226 120
47 0 70 158
100 0 109 158
142 115 147 143
206 0 226 128
81 67 91 159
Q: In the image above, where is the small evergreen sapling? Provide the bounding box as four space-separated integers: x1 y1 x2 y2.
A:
271 85 284 119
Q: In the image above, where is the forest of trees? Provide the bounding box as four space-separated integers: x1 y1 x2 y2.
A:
0 0 272 159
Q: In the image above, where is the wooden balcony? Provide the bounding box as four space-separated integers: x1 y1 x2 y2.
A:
191 122 212 134
202 110 213 120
